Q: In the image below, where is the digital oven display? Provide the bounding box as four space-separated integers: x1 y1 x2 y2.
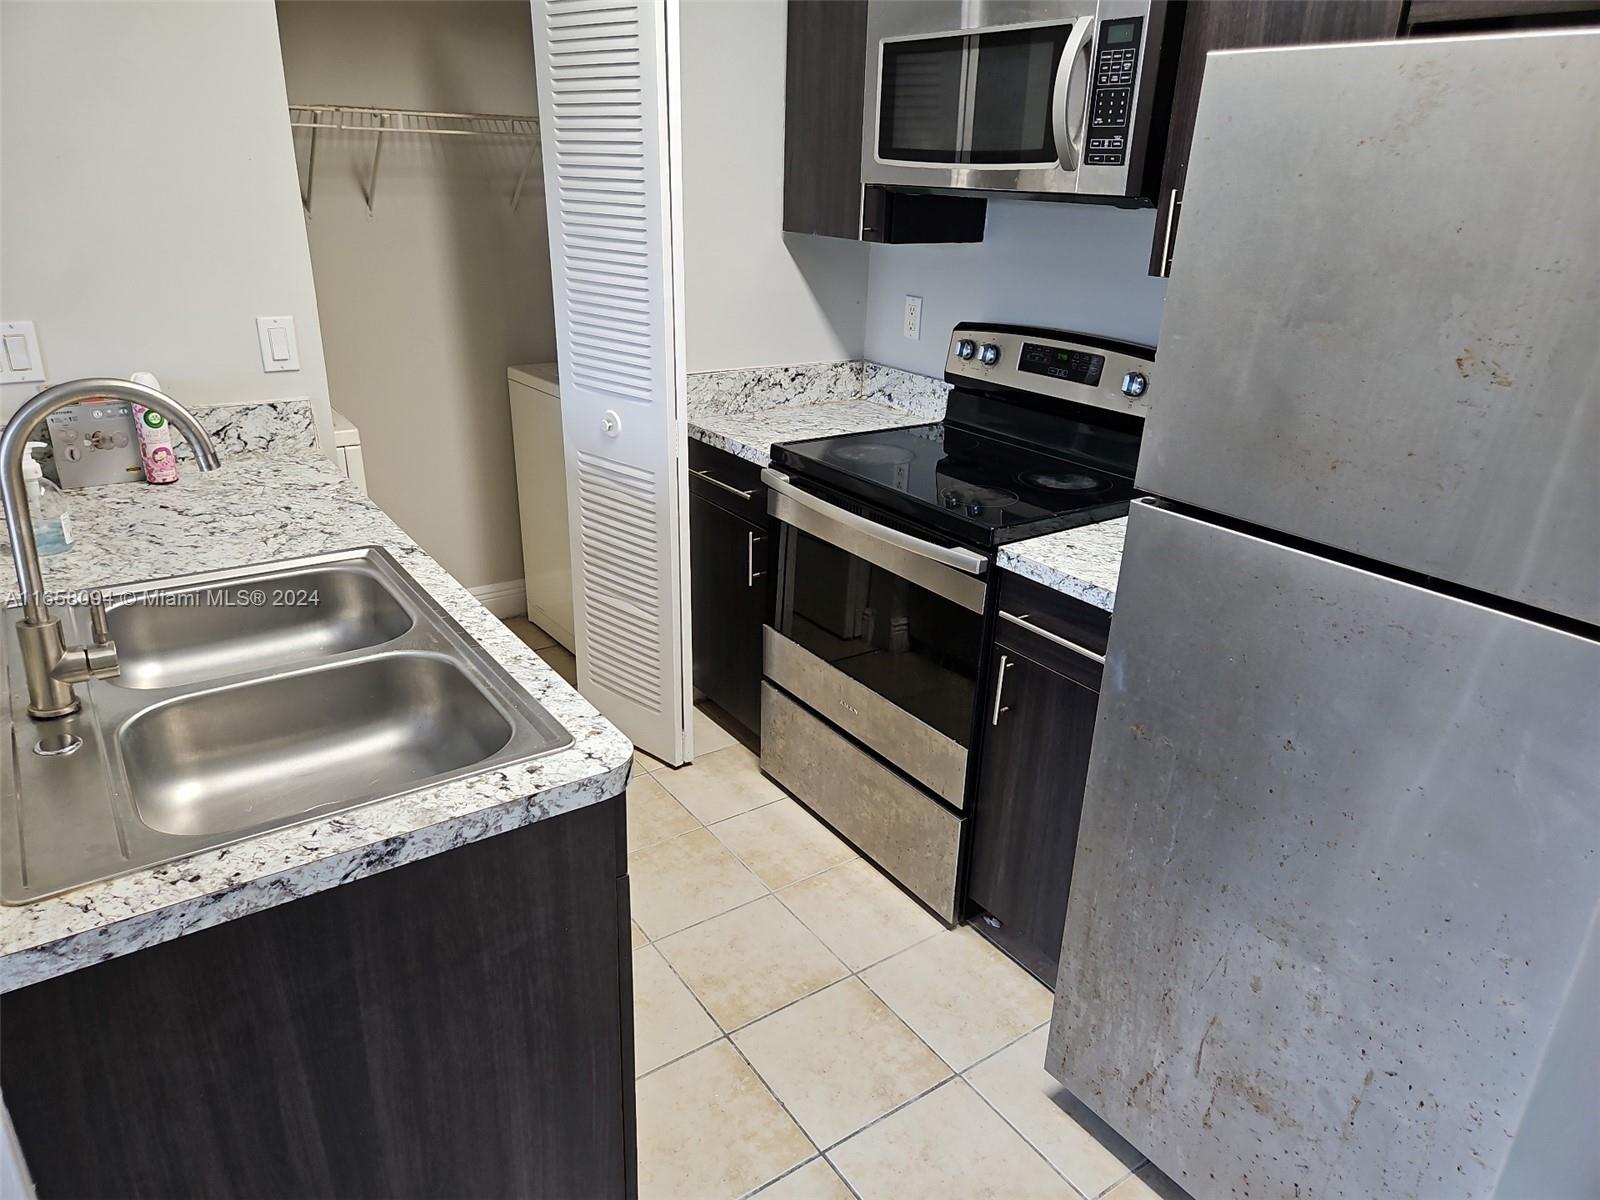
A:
1018 343 1105 387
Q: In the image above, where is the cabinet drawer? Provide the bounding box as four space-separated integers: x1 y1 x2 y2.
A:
995 570 1113 674
688 439 766 523
762 683 962 922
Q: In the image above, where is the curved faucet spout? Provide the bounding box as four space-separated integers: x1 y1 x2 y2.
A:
2 379 222 716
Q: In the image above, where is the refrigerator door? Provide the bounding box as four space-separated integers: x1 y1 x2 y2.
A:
1140 32 1600 624
1047 500 1600 1200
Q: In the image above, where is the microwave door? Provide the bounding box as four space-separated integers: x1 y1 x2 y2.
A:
877 33 967 166
965 21 1091 173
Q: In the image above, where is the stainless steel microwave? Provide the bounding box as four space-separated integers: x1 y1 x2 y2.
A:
862 0 1171 201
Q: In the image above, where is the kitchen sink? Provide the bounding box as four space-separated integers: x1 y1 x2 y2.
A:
122 654 516 838
106 563 414 689
0 547 574 903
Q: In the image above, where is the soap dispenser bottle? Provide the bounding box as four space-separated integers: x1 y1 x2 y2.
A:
23 441 74 556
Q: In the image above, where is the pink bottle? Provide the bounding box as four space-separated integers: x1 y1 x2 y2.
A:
130 371 179 484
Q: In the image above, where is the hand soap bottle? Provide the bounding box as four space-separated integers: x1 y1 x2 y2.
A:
23 442 74 556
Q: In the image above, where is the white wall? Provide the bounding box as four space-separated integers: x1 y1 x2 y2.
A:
864 200 1170 375
0 0 333 451
680 0 868 372
275 0 552 592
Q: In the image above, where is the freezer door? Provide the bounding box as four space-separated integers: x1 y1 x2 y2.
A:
1047 500 1600 1199
1141 32 1600 624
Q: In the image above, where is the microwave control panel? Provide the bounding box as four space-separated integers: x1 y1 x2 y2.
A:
1085 17 1144 166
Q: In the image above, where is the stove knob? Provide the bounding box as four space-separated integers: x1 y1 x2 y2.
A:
977 343 1001 366
1120 371 1149 398
954 338 977 361
942 489 960 508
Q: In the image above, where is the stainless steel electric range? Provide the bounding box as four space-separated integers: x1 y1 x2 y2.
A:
758 324 1155 921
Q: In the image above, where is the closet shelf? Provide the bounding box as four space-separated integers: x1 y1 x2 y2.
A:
288 104 543 216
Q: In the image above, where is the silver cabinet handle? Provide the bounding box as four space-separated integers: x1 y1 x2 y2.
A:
690 467 756 501
747 530 765 586
990 653 1014 726
761 469 988 577
1159 187 1181 278
1000 610 1107 665
1052 18 1096 172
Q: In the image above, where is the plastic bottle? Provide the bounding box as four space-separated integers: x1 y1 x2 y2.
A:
129 370 179 484
23 442 74 556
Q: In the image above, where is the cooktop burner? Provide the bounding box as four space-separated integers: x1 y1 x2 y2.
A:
770 420 1138 549
827 442 915 466
1019 470 1102 493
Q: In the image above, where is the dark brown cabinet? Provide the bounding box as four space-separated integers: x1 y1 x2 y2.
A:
688 441 770 742
1147 0 1405 276
968 572 1112 987
2 799 636 1199
782 0 986 244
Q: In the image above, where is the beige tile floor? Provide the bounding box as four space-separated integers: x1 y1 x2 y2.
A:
504 616 1181 1200
628 705 1177 1200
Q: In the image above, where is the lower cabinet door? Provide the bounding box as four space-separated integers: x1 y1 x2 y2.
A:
967 643 1100 985
689 491 767 738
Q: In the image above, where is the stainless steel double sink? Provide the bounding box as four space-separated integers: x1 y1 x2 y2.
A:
1 547 573 904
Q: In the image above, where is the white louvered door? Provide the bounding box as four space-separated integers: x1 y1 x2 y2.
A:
530 0 693 764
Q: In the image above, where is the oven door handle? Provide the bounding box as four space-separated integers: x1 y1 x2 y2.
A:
761 468 989 577
1052 17 1095 173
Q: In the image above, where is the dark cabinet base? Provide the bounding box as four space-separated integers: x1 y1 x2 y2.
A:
1 798 635 1200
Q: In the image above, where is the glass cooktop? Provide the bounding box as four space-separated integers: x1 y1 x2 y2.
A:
769 421 1138 549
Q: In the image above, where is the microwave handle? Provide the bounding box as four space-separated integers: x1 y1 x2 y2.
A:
1052 18 1096 172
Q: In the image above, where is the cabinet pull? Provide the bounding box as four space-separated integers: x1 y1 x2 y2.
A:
747 530 765 586
990 653 1014 726
1159 187 1181 278
1000 610 1107 665
690 467 756 501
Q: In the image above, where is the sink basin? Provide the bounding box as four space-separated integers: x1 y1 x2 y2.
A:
1 547 574 903
107 564 414 689
122 654 514 837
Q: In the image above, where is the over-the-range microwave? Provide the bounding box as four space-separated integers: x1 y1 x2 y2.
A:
862 0 1174 203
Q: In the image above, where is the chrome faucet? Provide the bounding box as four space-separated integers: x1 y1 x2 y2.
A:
2 378 221 718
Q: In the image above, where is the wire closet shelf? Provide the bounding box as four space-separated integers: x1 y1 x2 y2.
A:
289 104 542 216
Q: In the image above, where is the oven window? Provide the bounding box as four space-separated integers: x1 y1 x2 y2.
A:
967 24 1072 164
878 34 965 163
776 530 982 746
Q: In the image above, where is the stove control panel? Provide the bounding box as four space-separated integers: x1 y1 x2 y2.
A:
944 326 1156 418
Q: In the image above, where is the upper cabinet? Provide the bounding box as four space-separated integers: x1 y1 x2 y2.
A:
782 0 985 244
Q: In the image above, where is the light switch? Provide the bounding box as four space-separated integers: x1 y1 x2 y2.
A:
256 316 301 373
0 321 45 383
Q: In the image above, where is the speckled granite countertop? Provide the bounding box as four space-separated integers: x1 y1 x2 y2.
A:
997 518 1127 612
687 361 950 466
0 409 631 993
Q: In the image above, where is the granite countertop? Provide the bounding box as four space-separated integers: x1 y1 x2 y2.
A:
686 360 950 466
0 415 631 992
997 518 1127 612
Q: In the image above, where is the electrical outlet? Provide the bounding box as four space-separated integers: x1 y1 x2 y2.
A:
903 295 922 341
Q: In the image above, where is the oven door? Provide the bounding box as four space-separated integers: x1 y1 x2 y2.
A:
863 0 1156 199
761 470 986 808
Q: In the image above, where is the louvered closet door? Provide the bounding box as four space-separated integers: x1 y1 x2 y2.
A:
531 0 692 764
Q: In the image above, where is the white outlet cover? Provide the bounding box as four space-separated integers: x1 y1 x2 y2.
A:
903 295 922 341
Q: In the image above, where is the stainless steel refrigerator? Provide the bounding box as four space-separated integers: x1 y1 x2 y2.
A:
1046 30 1600 1200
